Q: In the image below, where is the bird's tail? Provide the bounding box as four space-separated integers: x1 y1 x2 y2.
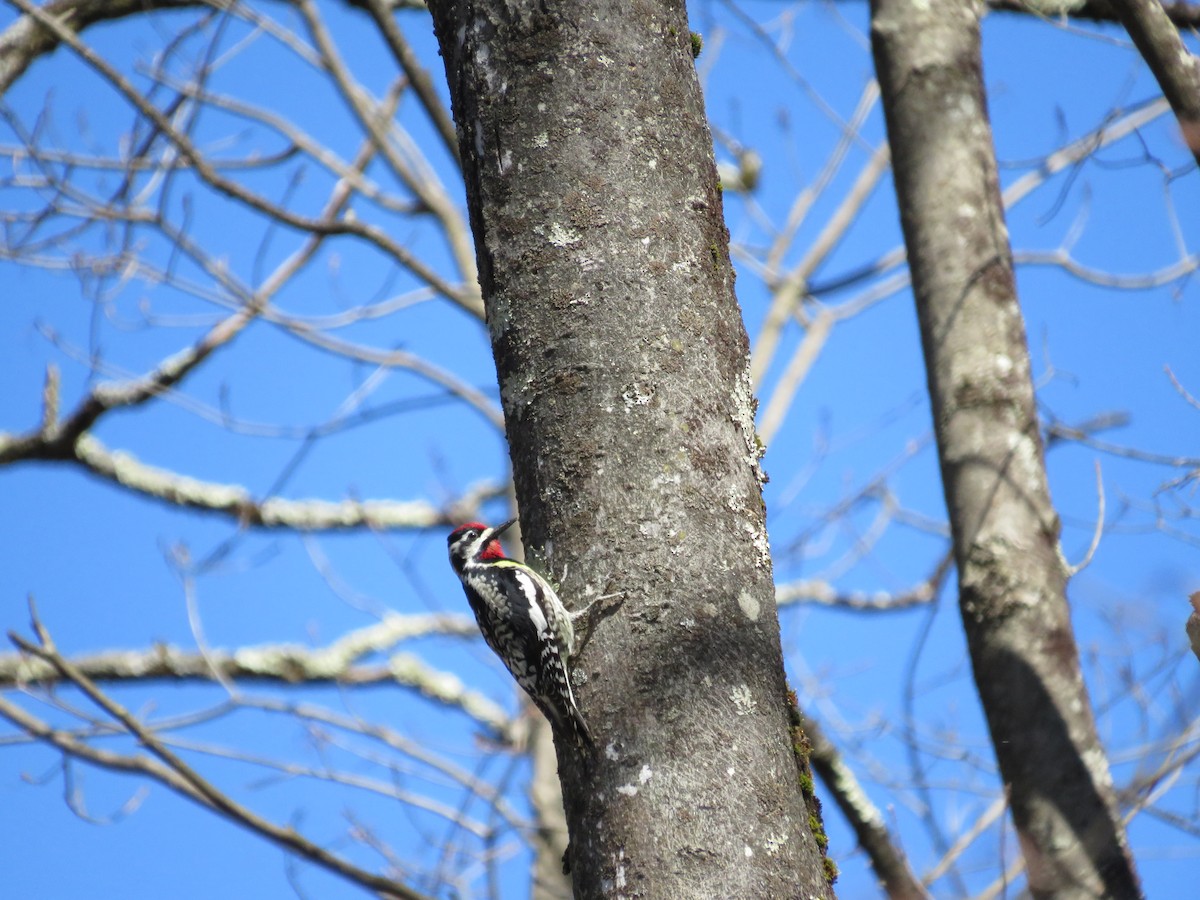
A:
541 696 596 758
569 703 597 757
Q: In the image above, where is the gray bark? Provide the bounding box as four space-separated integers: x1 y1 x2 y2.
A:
425 0 832 896
869 0 1141 897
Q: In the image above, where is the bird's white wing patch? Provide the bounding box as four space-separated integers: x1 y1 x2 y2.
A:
515 571 551 635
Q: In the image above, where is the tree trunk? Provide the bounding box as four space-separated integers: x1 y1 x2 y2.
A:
426 0 834 896
869 0 1141 897
530 719 573 900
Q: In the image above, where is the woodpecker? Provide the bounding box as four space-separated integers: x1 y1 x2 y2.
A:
447 519 595 752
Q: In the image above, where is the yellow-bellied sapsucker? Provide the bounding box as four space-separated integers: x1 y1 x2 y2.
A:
447 519 595 752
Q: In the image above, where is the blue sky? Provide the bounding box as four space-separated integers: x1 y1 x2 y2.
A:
1 1 1198 897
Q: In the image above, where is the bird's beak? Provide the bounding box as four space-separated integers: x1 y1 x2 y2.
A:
490 518 518 540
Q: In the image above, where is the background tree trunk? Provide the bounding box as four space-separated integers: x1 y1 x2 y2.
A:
870 0 1142 896
426 0 834 896
530 721 573 900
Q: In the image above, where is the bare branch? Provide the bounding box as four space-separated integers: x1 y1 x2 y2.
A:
0 305 260 463
776 550 953 611
0 0 430 99
362 0 461 165
236 695 524 813
922 794 1007 888
2 431 502 530
295 0 478 296
0 0 198 97
750 86 886 386
2 612 513 733
6 606 434 899
1044 417 1200 469
805 714 930 900
140 71 421 215
1014 247 1199 289
265 317 506 429
1108 0 1200 168
161 732 505 836
1001 98 1171 205
759 308 834 445
6 0 476 311
1063 460 1106 576
1166 366 1200 412
988 0 1200 31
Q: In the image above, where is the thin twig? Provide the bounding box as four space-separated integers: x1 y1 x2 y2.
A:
7 0 473 311
8 602 432 899
1064 459 1106 576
